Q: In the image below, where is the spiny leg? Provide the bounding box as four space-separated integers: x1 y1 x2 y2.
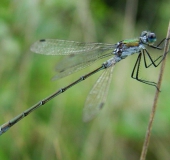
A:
131 52 158 89
144 37 170 68
143 49 164 68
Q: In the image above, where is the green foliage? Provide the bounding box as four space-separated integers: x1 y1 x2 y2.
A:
0 0 170 159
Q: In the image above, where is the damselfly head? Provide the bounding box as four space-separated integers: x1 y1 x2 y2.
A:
140 31 157 45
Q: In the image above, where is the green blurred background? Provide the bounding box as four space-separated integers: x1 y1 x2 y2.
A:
0 0 170 159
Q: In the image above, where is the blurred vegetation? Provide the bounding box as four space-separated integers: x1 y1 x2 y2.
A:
0 0 170 159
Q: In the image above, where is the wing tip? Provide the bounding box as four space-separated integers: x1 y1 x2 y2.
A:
82 102 105 122
30 39 46 53
82 116 93 123
40 39 46 42
82 111 96 123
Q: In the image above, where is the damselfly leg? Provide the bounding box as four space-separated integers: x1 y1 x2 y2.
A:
131 38 169 89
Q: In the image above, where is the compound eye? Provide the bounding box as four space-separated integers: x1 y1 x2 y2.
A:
148 33 156 39
148 33 156 43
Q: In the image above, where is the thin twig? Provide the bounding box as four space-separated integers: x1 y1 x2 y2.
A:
140 21 170 160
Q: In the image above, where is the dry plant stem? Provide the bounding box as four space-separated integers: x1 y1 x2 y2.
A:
140 22 170 160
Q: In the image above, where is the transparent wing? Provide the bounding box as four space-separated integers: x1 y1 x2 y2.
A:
31 39 116 80
30 39 115 55
53 49 113 80
83 65 115 122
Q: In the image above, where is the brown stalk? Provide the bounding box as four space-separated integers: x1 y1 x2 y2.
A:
140 21 170 160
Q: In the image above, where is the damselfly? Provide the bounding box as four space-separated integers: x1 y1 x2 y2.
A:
0 31 168 135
